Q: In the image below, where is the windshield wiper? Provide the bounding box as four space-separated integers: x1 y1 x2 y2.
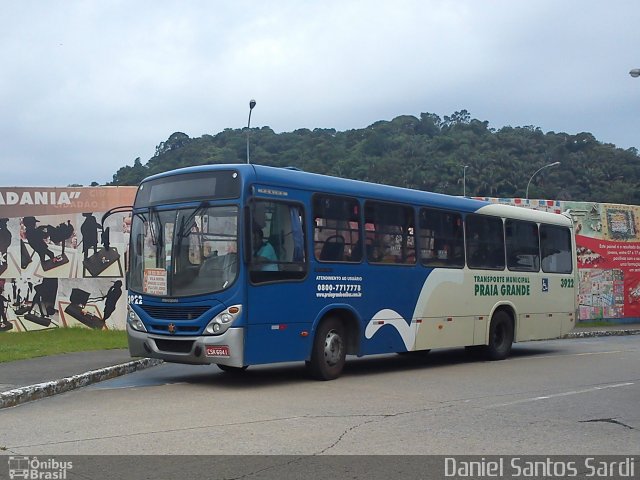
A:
146 207 159 245
176 201 209 239
173 202 209 273
148 207 164 268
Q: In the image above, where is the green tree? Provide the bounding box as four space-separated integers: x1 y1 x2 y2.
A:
107 112 640 204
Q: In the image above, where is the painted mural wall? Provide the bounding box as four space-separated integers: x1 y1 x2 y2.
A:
478 197 640 323
0 186 137 333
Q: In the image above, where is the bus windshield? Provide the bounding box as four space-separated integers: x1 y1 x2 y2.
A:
129 204 238 297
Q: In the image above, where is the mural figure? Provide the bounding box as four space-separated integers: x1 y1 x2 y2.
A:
80 213 101 260
23 216 57 267
0 218 10 275
11 279 17 303
65 287 105 329
23 217 74 271
102 280 122 322
0 284 12 332
13 288 22 308
20 237 32 269
26 281 33 303
83 224 121 277
23 278 58 327
47 220 74 257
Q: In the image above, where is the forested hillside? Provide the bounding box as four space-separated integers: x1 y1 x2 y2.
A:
110 110 640 204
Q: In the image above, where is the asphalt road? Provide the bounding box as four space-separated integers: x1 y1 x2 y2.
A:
1 336 638 456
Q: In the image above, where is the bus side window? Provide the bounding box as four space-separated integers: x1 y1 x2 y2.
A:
250 200 307 283
506 219 540 272
540 224 572 273
313 194 361 263
466 214 505 270
364 201 416 265
419 208 464 268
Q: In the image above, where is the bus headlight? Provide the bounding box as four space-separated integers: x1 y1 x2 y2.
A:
127 305 147 332
204 305 242 336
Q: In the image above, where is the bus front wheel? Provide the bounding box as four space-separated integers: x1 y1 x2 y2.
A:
484 310 514 360
308 317 346 380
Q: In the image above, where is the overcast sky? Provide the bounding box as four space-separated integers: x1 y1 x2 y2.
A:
1 1 639 187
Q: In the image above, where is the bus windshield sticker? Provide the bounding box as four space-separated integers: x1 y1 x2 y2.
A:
143 268 167 296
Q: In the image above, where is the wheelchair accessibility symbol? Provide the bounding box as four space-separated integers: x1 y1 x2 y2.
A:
542 278 549 293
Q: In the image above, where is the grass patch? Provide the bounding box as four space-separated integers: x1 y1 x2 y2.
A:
576 320 620 328
0 327 128 363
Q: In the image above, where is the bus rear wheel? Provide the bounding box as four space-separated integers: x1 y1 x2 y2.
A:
308 317 346 380
484 310 514 360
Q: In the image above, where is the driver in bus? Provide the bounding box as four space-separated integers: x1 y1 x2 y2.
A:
252 228 278 271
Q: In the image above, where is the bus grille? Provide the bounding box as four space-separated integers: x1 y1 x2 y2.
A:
154 339 195 354
140 305 210 321
152 324 200 334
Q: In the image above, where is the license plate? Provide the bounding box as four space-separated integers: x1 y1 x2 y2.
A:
206 345 230 357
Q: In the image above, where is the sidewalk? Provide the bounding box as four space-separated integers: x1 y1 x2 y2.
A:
0 349 161 409
1 324 639 409
568 322 640 337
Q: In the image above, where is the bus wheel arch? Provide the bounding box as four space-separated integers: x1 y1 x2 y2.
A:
484 306 515 360
307 309 359 380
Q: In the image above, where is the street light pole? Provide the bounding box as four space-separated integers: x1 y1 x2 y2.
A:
525 161 560 200
246 99 256 164
462 165 469 197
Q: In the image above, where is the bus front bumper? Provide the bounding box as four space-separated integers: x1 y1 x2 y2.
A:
127 325 245 367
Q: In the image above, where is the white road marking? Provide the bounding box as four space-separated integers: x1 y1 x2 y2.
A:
511 350 628 361
489 382 635 408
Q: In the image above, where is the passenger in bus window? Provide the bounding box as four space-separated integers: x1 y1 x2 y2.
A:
436 240 450 260
252 229 278 271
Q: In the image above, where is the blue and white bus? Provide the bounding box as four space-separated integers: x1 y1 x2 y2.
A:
125 164 577 380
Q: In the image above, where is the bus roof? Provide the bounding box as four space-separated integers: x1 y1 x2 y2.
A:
141 163 571 226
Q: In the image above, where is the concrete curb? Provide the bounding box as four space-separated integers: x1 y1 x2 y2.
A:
563 329 640 339
0 358 163 409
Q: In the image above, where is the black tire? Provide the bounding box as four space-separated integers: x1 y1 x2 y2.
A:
483 310 514 360
217 364 248 373
308 317 346 380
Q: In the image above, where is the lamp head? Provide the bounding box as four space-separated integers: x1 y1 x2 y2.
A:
249 99 256 110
